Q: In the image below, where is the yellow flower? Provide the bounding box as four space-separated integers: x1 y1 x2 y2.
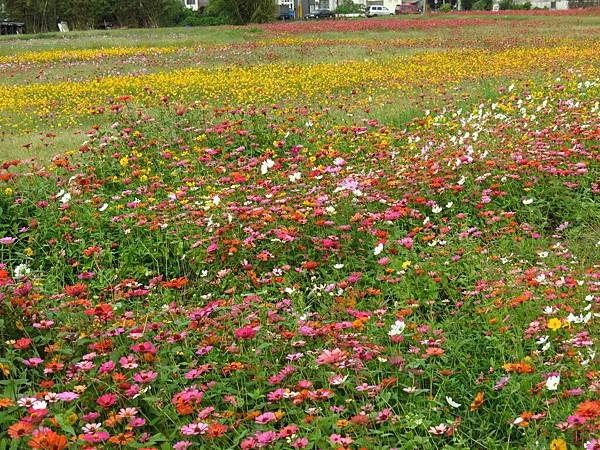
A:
549 438 567 450
119 156 129 167
402 260 412 270
24 247 34 256
547 318 562 331
0 363 10 376
4 188 13 196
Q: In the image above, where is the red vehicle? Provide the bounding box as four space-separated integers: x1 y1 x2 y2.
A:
395 3 421 13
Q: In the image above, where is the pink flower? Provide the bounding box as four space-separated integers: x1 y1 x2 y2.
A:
255 412 277 424
330 434 353 446
279 424 298 438
133 370 158 384
585 439 600 450
235 326 257 339
99 360 116 374
83 431 110 443
316 348 347 365
292 437 308 448
255 430 278 445
181 422 208 435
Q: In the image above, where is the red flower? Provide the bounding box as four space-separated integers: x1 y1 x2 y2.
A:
97 393 117 408
64 283 87 297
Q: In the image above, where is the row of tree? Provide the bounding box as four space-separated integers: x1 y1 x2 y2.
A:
2 0 190 33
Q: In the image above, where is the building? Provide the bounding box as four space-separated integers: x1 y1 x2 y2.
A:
515 0 599 7
183 0 209 12
281 0 423 14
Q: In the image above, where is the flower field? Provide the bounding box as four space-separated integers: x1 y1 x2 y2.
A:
1 13 599 450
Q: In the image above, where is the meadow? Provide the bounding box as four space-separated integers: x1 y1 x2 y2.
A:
0 11 599 450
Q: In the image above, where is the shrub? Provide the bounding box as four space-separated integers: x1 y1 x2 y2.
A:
206 0 277 24
499 0 531 9
472 0 492 9
336 0 365 14
182 14 230 26
439 3 452 12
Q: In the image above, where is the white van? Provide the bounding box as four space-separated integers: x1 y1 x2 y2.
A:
366 5 393 16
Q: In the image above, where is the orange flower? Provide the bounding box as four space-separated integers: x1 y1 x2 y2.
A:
27 430 68 450
161 277 188 289
575 400 600 419
8 421 33 439
503 362 535 374
207 423 228 438
109 432 134 445
0 397 14 408
470 392 484 412
425 347 445 357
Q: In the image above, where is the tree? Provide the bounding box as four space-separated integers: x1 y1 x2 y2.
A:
3 0 186 32
205 0 276 25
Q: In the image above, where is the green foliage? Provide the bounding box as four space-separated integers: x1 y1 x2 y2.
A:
499 0 531 9
471 0 492 9
205 0 277 24
3 0 190 32
439 3 452 12
335 0 365 14
182 14 231 26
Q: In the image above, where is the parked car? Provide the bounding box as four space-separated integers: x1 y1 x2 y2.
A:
395 3 421 13
278 10 295 20
366 5 394 16
304 9 336 19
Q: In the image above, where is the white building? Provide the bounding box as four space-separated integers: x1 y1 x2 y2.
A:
183 0 209 12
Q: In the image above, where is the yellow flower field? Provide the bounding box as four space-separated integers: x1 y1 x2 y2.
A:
1 43 599 132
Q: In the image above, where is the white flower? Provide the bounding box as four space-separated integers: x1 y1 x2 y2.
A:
445 396 461 408
212 195 220 206
542 342 551 352
522 198 534 205
537 251 549 258
388 320 405 336
60 192 71 204
260 158 275 175
14 263 31 279
99 203 108 212
32 400 47 410
513 417 525 425
432 205 442 214
545 375 560 391
334 264 344 269
288 172 301 182
373 243 384 256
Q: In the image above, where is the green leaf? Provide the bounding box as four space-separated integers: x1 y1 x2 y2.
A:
54 411 76 436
